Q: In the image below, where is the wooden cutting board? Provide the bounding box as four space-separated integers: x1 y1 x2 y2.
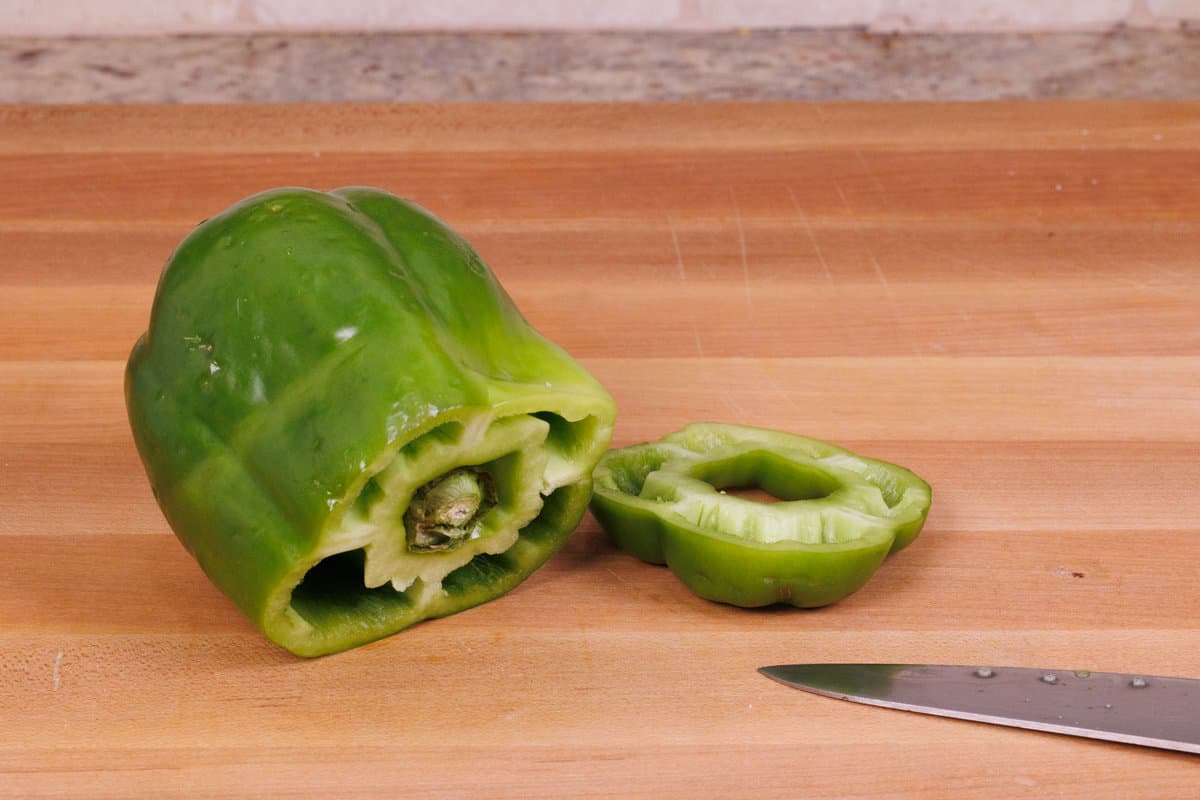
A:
2 103 1198 798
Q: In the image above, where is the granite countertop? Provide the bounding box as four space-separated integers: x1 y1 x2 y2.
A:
2 27 1198 102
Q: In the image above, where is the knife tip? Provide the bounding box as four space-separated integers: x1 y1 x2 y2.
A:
757 665 790 683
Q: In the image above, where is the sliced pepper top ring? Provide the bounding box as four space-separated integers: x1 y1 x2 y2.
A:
590 423 931 608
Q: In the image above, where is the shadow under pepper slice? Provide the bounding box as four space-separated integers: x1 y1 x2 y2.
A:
125 186 616 657
590 423 931 608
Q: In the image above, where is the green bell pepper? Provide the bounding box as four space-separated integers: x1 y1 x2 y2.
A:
126 187 616 657
590 424 930 608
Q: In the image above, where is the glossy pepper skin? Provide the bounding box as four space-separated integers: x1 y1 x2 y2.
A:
126 187 616 657
590 424 930 608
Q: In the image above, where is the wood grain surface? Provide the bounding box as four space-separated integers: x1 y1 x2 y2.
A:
1 103 1198 798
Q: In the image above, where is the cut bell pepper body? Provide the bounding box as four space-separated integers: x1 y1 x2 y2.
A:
591 424 930 608
126 187 616 656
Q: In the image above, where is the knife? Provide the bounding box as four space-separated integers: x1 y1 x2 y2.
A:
759 663 1200 754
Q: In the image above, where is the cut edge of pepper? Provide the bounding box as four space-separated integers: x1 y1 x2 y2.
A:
261 395 614 656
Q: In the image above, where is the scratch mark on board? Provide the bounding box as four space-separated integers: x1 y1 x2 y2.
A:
785 185 834 283
854 147 888 200
729 189 754 314
53 650 62 690
833 181 852 211
867 251 900 314
667 214 688 282
905 237 1010 280
756 363 805 419
721 392 749 423
834 183 916 353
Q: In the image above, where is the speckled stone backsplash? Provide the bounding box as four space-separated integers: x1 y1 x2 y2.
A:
4 28 1198 103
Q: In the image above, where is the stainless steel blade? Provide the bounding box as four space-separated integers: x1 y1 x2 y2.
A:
759 663 1200 754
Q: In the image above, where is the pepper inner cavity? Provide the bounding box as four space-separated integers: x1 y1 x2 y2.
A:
722 486 786 503
404 467 498 552
690 450 841 504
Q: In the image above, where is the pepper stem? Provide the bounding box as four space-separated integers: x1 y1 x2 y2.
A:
404 467 497 552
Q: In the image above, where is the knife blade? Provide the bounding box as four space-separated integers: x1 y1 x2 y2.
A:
759 663 1200 754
